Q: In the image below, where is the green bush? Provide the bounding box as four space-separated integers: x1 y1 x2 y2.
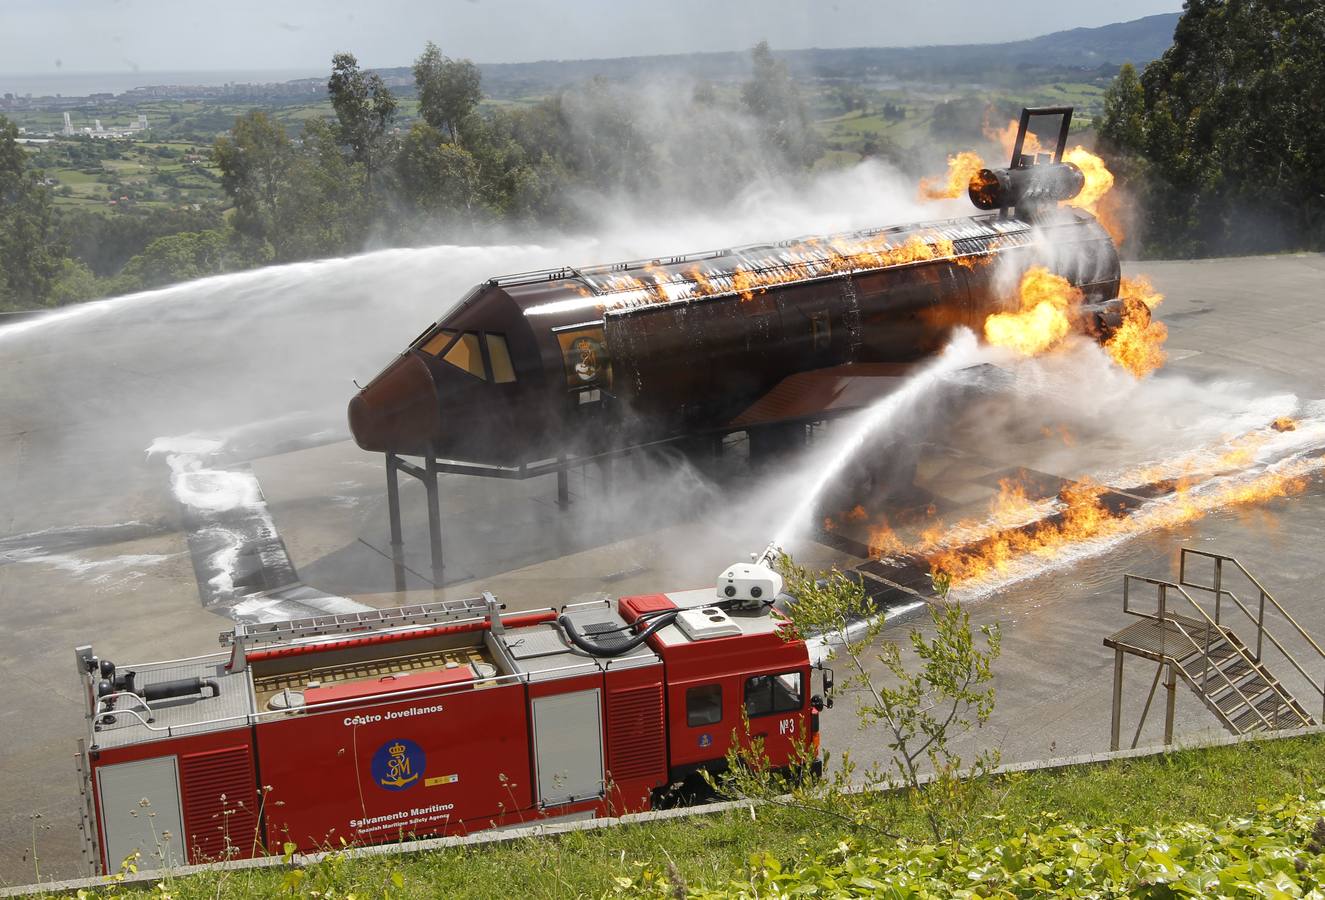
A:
622 791 1325 897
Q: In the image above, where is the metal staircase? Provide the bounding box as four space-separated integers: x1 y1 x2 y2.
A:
1105 549 1324 749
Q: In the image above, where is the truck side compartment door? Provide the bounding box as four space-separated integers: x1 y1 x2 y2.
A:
531 689 605 807
96 756 186 871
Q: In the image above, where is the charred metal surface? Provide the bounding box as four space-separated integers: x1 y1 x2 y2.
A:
349 208 1121 467
969 162 1085 211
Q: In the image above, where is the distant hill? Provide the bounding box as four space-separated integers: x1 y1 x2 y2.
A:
381 13 1179 97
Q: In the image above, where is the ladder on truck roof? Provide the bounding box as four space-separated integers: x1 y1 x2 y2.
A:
222 593 503 672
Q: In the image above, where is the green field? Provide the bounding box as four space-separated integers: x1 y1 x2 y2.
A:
20 138 224 212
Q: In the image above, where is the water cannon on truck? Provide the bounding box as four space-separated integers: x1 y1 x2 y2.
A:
73 556 836 873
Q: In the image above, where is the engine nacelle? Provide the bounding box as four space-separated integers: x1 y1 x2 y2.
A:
969 162 1085 213
1074 296 1151 343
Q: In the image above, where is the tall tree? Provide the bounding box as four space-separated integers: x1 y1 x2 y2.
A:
1098 62 1146 156
396 123 480 219
212 111 292 244
412 42 482 145
271 119 371 262
741 41 819 169
1103 0 1325 255
0 116 64 309
327 52 397 178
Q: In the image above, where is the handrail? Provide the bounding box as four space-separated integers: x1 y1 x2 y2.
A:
1202 584 1321 719
1166 616 1279 732
1179 548 1325 721
1181 548 1325 659
1123 574 1309 731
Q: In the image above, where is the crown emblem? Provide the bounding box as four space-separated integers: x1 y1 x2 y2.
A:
377 739 421 790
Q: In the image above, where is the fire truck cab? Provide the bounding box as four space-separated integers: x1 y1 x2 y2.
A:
74 565 824 874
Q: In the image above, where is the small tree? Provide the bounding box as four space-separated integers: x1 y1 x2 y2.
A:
729 555 1001 844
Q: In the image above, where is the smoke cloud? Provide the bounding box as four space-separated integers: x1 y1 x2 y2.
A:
3 80 1318 610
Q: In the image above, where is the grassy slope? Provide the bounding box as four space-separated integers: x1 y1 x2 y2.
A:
50 733 1325 898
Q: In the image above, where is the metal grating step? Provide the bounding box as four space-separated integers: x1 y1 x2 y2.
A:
1212 675 1274 714
1231 693 1307 732
1104 614 1227 663
1209 658 1254 684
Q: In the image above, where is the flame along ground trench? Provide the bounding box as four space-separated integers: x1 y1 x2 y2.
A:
822 441 1325 609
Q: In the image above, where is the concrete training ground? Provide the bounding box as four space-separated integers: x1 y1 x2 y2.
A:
1 253 1324 883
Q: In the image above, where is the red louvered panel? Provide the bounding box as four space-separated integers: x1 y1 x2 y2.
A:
606 685 666 782
179 745 259 862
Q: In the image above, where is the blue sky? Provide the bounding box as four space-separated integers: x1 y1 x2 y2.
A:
2 0 1185 74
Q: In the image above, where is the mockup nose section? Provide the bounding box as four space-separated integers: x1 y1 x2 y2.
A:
348 354 441 455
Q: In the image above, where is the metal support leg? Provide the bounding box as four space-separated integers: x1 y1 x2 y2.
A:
556 454 570 509
1131 662 1164 750
1110 648 1123 751
1163 664 1177 746
424 454 444 585
386 454 403 548
385 454 406 592
598 456 612 495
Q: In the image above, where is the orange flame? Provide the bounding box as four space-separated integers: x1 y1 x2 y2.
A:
692 232 964 303
1104 276 1167 377
928 463 1318 585
988 478 1042 529
1041 423 1076 446
919 151 986 201
867 517 906 558
971 118 1124 240
983 266 1079 357
1062 146 1115 216
1216 432 1268 470
984 118 1042 158
1272 417 1297 433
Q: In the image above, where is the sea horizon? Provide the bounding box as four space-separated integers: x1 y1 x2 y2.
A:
0 68 326 98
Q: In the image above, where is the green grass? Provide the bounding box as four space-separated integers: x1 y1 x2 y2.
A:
41 733 1325 898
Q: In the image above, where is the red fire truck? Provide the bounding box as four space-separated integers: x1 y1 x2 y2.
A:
74 558 833 873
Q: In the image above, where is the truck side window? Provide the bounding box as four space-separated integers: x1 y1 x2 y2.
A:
744 672 804 718
485 334 517 384
442 333 486 380
686 684 722 727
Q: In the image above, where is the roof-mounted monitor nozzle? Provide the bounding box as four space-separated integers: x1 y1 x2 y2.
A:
968 106 1083 219
717 543 783 611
